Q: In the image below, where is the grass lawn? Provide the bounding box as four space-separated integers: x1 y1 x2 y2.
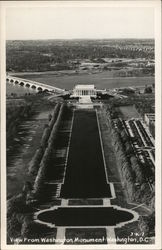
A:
68 199 103 205
118 105 141 119
7 99 54 198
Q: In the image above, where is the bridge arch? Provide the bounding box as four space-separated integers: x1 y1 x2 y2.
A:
20 82 25 86
37 87 43 91
26 83 30 87
31 85 36 89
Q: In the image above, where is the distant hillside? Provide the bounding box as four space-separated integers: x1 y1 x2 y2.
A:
6 39 154 72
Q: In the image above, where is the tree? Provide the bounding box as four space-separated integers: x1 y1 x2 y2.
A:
144 86 152 93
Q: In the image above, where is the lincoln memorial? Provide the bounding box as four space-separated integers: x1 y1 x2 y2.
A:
72 85 97 98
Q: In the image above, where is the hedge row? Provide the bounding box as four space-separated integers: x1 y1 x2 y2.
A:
28 147 44 175
40 126 51 150
105 108 155 236
7 103 63 239
28 103 61 176
49 103 61 130
33 103 65 196
33 146 52 195
104 108 154 207
48 103 65 146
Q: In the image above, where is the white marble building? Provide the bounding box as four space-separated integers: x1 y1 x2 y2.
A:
72 84 97 98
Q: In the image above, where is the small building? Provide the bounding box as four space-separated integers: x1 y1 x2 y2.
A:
144 113 155 126
72 84 97 98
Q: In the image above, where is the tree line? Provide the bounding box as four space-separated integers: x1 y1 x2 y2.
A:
7 102 66 240
7 40 154 72
104 106 155 237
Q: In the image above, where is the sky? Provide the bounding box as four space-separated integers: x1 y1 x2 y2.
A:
6 6 154 40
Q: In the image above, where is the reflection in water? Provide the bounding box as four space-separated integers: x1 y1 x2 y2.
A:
37 206 135 227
